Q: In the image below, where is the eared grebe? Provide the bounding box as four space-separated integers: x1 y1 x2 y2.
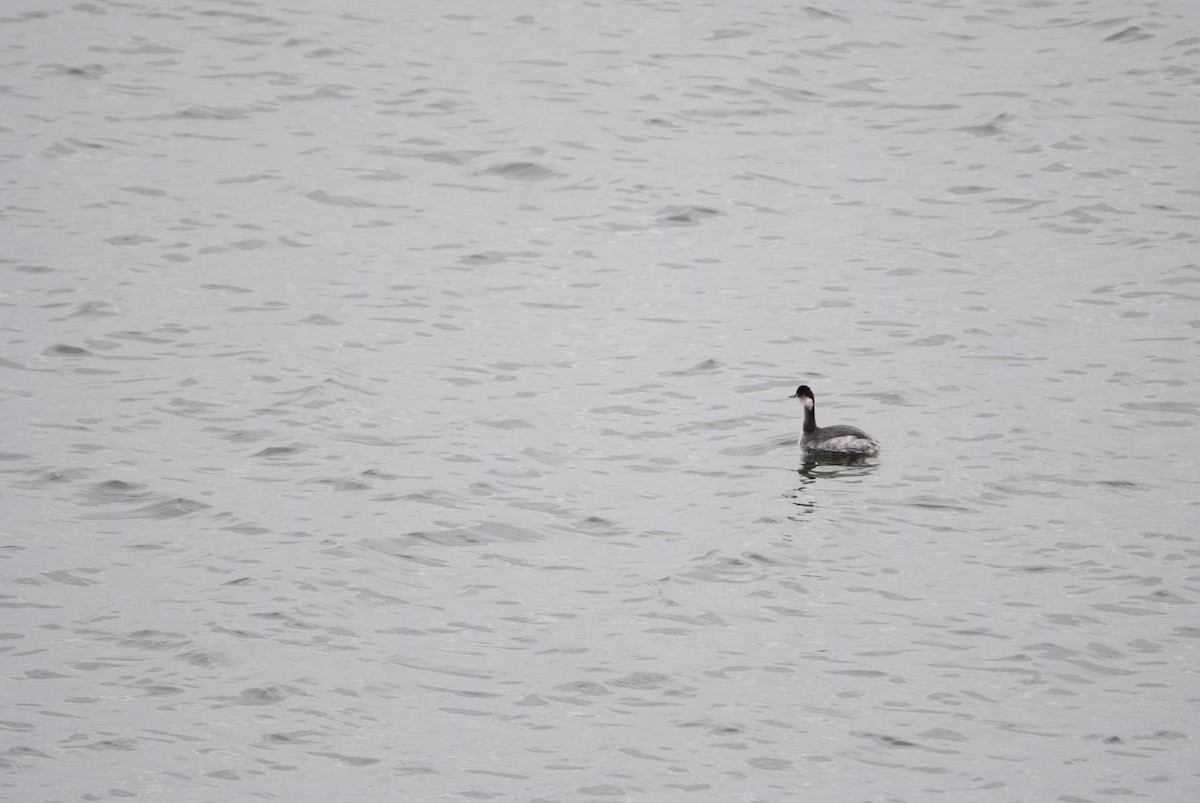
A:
790 385 880 455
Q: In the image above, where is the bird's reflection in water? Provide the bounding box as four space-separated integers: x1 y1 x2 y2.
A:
798 452 877 478
785 453 879 517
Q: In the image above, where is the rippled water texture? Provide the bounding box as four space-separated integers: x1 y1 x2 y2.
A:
3 0 1199 800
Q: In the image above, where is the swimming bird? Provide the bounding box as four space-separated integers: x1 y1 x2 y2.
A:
790 385 880 455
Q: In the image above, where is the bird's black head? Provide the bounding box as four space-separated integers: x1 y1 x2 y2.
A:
790 385 814 400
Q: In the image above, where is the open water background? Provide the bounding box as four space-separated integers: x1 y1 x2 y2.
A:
2 0 1199 800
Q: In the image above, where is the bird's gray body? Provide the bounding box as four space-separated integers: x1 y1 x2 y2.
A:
800 425 879 455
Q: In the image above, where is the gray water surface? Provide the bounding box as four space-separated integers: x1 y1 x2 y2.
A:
3 0 1199 800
